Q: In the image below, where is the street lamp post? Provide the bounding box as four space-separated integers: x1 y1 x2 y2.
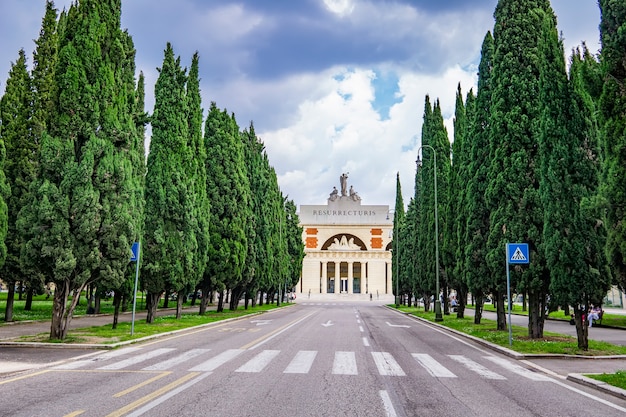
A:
417 145 442 322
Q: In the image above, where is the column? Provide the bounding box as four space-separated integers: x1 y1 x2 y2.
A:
321 261 327 294
334 262 340 294
348 261 354 294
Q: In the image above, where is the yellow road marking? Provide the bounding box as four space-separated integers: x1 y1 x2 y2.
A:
105 372 200 417
239 312 316 350
0 370 50 385
113 372 171 397
63 411 85 417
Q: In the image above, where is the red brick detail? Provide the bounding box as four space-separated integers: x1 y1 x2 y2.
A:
370 237 383 249
370 228 383 236
306 228 318 235
306 237 318 248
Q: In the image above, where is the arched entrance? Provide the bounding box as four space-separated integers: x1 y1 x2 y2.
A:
321 234 367 294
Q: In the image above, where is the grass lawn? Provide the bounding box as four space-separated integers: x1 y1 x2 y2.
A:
395 305 626 392
14 303 282 344
587 371 626 390
396 305 626 356
479 303 626 329
1 290 288 345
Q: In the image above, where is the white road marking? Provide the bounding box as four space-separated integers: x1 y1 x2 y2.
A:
248 312 316 350
379 390 398 417
448 355 506 380
386 322 410 328
143 349 211 371
484 356 550 381
236 350 280 373
284 351 317 374
332 351 358 375
97 348 175 370
362 337 370 347
359 326 364 332
412 353 456 378
189 349 244 372
54 347 144 370
125 372 212 417
372 352 406 376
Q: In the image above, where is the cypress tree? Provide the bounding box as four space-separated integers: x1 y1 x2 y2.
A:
184 52 209 316
392 172 405 305
403 197 418 304
0 50 28 321
19 0 140 339
420 98 451 317
486 0 552 336
241 124 264 308
599 0 626 290
142 43 196 323
202 103 250 312
464 32 494 324
416 97 435 309
540 15 610 349
447 84 472 318
285 199 303 296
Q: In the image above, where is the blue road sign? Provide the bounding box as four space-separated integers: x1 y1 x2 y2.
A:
507 243 529 264
130 242 140 262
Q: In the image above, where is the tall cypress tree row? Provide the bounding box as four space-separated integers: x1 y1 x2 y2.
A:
19 0 140 339
540 14 610 350
599 0 626 290
203 103 250 312
464 32 494 325
392 172 405 304
0 50 28 321
486 0 551 336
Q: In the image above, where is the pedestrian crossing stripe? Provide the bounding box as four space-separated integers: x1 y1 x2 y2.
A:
53 348 548 382
511 247 526 261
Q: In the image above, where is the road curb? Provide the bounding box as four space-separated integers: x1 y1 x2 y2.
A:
567 373 626 400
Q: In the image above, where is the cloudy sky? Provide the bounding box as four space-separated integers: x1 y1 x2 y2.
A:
0 0 601 210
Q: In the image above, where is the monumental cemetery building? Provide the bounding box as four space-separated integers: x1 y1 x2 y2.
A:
296 174 394 300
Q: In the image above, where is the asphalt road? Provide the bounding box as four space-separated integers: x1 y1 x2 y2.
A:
1 302 626 417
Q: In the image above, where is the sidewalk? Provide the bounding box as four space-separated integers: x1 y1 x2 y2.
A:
0 304 206 342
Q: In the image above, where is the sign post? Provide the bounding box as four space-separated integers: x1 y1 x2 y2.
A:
506 243 529 346
130 242 140 336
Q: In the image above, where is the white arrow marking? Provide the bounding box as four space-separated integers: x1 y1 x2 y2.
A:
386 322 410 328
250 320 272 326
321 320 334 327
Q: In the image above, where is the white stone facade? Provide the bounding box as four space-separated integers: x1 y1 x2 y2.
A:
296 192 394 300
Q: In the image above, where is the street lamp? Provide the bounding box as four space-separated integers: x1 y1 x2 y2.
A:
387 210 399 307
417 145 442 322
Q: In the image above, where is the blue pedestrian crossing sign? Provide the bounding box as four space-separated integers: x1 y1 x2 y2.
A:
130 242 140 262
507 243 529 264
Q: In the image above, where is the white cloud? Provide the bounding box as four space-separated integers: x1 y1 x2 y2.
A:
260 64 478 208
323 0 356 17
